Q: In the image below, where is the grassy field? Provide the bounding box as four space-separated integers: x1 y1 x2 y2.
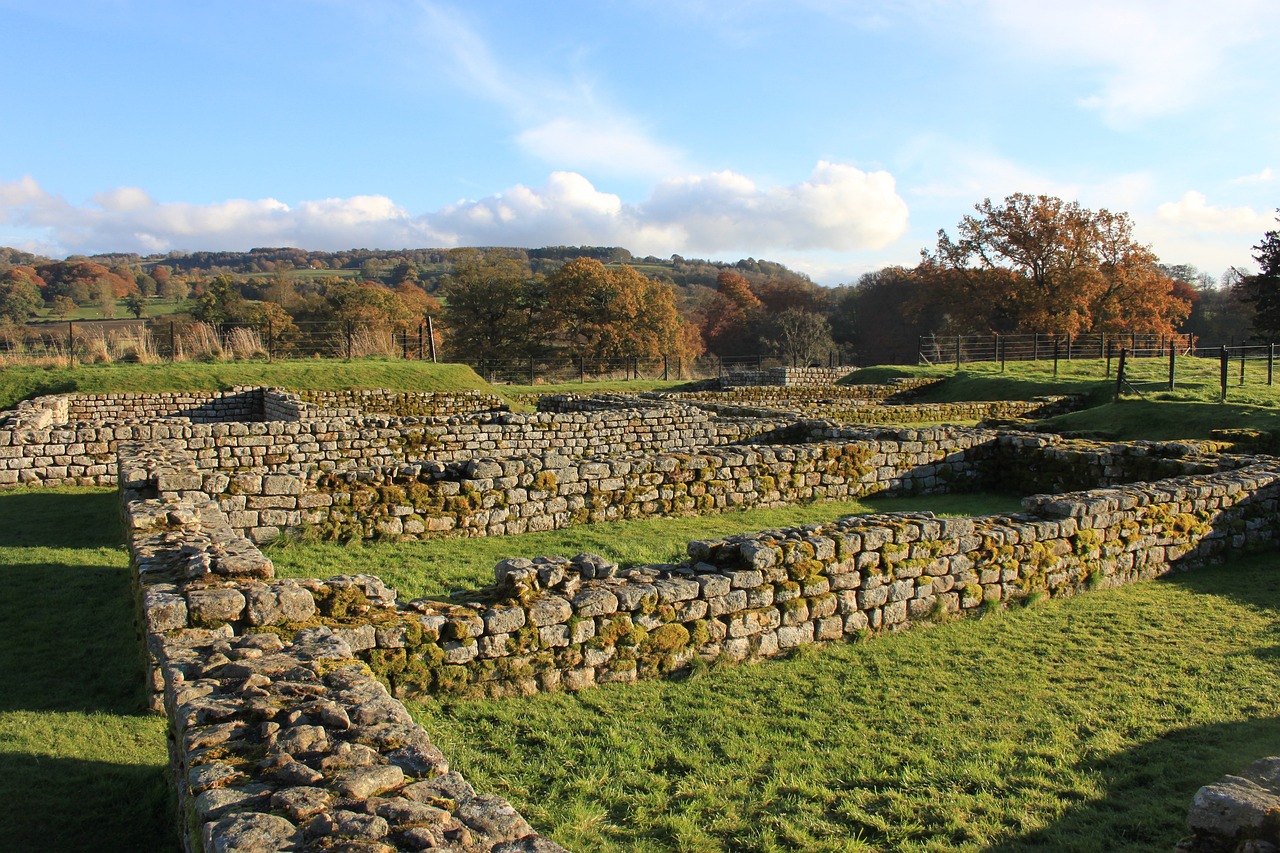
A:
5 359 1280 851
0 487 174 851
849 359 1280 440
268 493 1024 599
0 360 493 410
410 554 1280 851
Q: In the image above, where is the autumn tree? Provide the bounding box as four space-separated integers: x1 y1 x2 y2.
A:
699 269 763 357
1233 212 1280 342
920 193 1190 335
0 271 42 322
544 257 690 361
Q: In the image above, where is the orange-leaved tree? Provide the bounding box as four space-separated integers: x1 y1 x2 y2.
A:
545 257 693 362
919 193 1190 335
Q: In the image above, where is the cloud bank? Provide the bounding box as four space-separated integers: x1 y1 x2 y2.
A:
0 162 910 260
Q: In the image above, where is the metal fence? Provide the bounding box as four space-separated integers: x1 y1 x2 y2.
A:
919 332 1196 367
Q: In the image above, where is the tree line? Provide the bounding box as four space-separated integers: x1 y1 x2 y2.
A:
1 193 1276 363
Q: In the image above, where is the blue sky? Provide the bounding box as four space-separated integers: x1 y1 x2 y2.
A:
1 0 1277 284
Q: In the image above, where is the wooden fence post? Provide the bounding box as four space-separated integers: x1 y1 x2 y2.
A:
1220 346 1229 402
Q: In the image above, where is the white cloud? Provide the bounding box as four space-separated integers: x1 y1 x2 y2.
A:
0 164 910 261
516 118 683 178
642 161 909 252
981 0 1279 125
1155 191 1275 233
1231 167 1275 184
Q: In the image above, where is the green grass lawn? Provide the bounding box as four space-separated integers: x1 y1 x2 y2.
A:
0 487 174 851
0 360 493 410
267 493 1023 600
410 554 1280 852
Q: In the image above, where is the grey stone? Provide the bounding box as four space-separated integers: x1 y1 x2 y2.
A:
203 812 301 853
333 764 405 799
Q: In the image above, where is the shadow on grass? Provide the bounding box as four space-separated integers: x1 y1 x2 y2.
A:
0 488 177 850
0 488 125 550
0 752 176 852
981 560 1280 851
980 715 1280 852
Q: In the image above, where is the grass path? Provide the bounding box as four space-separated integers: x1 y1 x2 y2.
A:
0 487 174 851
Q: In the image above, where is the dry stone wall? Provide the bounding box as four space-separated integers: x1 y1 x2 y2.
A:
721 366 855 386
0 390 791 488
118 428 1280 851
120 442 567 853
296 389 508 418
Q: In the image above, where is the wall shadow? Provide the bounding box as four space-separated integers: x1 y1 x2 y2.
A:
980 715 1280 852
0 752 176 852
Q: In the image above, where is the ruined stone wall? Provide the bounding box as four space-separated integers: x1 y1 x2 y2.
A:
296 389 508 418
123 439 1280 705
118 436 1280 851
656 377 939 406
210 427 994 542
0 395 791 488
119 442 567 853
721 366 854 387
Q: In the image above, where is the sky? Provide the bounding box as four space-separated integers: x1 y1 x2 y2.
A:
1 0 1277 285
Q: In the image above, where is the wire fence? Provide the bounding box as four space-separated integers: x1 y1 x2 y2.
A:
917 331 1280 398
919 332 1196 366
0 320 817 385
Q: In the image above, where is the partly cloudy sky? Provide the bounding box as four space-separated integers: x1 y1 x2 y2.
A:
1 0 1277 283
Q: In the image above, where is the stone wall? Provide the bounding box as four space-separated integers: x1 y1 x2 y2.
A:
120 442 567 853
297 389 508 418
657 377 940 406
118 433 1280 851
213 426 993 542
721 366 854 387
122 436 1280 705
0 394 791 488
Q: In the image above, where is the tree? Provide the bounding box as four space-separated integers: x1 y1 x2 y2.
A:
49 295 76 320
699 270 762 357
544 257 691 361
191 275 247 324
93 278 117 319
124 292 147 319
1234 212 1280 342
440 250 543 361
0 273 42 322
763 307 836 366
920 193 1191 336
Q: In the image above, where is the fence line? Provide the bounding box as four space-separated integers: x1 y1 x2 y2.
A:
918 332 1196 367
0 321 822 385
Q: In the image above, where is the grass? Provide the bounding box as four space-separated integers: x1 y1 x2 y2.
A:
267 492 1024 600
409 554 1280 852
847 359 1280 440
0 360 493 410
0 487 174 851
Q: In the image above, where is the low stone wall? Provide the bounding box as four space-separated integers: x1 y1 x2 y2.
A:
657 377 940 407
118 435 1280 851
120 443 566 853
297 389 509 418
199 425 1248 545
0 397 791 488
122 437 1280 705
721 366 854 387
